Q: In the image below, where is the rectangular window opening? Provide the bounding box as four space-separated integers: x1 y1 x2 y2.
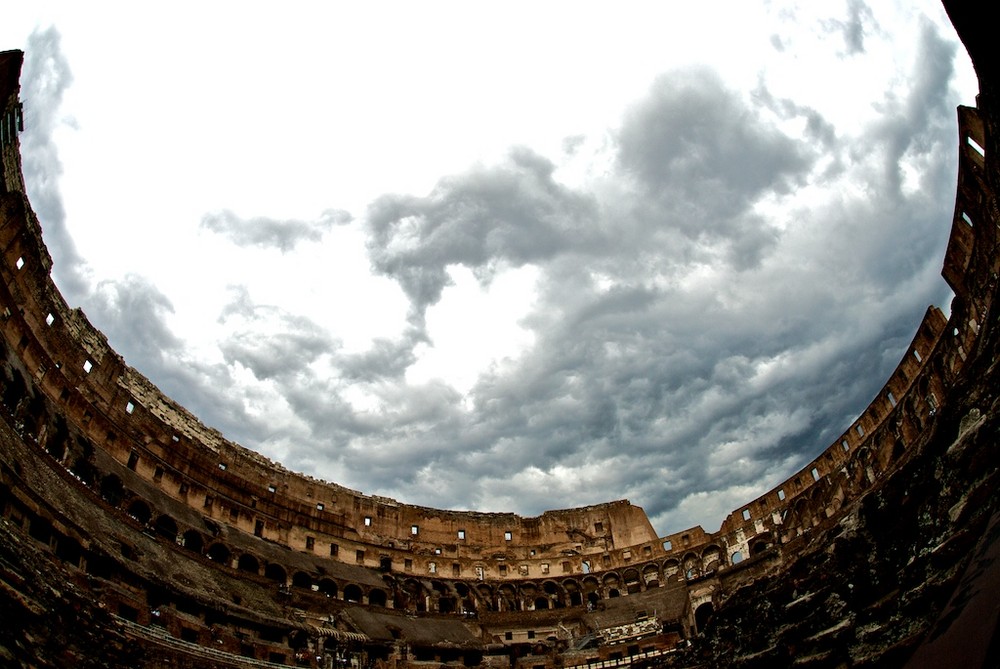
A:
913 349 923 362
364 516 372 527
316 503 324 511
811 467 820 482
855 424 865 437
887 391 897 407
125 401 135 414
267 484 276 493
411 525 419 535
330 544 339 557
15 257 24 270
45 313 54 326
777 489 786 501
741 509 751 521
967 135 986 157
83 359 93 374
504 531 512 541
458 529 466 540
662 539 672 551
962 211 974 227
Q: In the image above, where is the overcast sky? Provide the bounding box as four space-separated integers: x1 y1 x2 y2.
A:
1 2 976 535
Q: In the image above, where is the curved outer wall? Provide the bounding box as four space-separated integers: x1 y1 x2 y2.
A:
0 3 998 666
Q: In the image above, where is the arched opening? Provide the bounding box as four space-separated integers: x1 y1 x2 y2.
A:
369 588 388 607
126 499 151 525
55 536 82 566
237 553 260 574
153 515 178 542
608 589 620 598
100 474 125 506
318 579 337 597
292 571 313 590
264 563 286 583
695 602 715 634
181 530 204 554
587 592 600 609
207 543 231 564
642 563 660 587
344 584 363 603
731 551 743 564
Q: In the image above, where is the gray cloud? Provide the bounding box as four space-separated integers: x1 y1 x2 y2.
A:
832 0 876 55
201 208 348 252
19 27 88 302
16 15 968 533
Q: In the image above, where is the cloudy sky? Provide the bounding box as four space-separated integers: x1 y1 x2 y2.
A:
1 2 976 535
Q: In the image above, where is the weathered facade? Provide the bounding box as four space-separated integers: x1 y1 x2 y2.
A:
0 2 997 666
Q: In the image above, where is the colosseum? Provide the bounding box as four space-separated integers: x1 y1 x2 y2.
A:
0 3 997 668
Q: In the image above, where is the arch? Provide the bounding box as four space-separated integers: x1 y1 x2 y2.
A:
99 474 124 506
207 543 231 564
695 602 714 634
663 559 681 581
318 578 337 597
343 584 363 603
237 553 260 573
181 530 204 554
731 551 744 564
602 572 621 588
291 571 313 590
264 563 287 583
642 562 660 587
153 514 178 542
534 596 550 610
701 545 722 573
368 588 388 607
125 499 151 525
749 533 772 557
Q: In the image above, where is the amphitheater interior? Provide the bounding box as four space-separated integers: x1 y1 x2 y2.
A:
0 3 998 668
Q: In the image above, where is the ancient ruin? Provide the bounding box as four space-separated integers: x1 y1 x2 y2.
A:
0 2 998 667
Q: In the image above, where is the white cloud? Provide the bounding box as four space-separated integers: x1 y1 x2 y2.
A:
0 2 977 535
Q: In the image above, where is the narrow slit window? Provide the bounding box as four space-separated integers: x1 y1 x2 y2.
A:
961 212 974 227
855 424 865 437
967 135 986 157
913 349 922 362
842 439 850 451
811 467 820 482
887 392 897 407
